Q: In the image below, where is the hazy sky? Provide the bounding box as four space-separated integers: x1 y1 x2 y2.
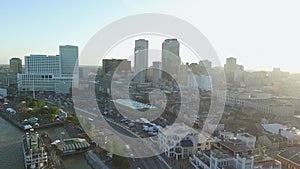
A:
1 0 300 72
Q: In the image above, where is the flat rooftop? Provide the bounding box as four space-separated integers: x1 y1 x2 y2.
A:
113 99 156 110
219 139 252 152
262 123 300 139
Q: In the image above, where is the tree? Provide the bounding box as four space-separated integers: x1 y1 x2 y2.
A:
257 144 267 155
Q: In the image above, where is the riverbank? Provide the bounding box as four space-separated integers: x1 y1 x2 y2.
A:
0 111 93 169
0 111 23 129
0 110 64 131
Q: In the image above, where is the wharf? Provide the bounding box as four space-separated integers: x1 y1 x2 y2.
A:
0 111 63 131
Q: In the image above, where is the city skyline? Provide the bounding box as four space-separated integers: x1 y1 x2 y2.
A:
3 39 299 74
1 1 300 72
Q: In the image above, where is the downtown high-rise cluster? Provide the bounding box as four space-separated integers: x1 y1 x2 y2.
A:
133 38 180 84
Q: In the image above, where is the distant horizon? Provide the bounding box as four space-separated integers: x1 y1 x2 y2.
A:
1 63 299 74
2 1 300 72
2 40 300 74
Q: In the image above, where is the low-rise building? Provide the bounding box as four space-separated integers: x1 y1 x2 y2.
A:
219 131 235 140
215 89 295 117
215 89 272 107
254 155 281 169
158 123 213 160
236 133 256 149
248 99 295 117
262 124 300 147
189 150 254 169
277 147 300 169
216 138 253 156
197 134 214 151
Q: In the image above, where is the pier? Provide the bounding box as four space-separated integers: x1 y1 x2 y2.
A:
0 111 64 131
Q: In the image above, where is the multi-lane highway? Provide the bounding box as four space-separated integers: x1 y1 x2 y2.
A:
74 106 172 169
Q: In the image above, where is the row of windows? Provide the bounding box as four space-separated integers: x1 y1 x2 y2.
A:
20 74 54 78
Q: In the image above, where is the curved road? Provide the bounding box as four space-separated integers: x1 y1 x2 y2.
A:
74 106 171 169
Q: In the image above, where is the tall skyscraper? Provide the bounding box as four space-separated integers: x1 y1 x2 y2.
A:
134 39 148 83
152 61 162 83
162 39 180 79
224 57 237 83
60 45 78 76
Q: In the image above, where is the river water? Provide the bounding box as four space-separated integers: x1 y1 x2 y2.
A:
0 117 92 169
0 116 24 169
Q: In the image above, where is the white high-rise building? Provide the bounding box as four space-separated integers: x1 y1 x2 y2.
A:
25 55 61 76
134 39 148 83
17 45 78 93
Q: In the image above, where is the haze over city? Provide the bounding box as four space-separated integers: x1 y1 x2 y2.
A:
1 0 300 72
1 1 300 169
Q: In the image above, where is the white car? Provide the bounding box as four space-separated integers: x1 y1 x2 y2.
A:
128 122 135 127
143 126 149 131
24 125 32 130
120 118 128 122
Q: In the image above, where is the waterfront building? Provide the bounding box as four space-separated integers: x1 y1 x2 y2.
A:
22 129 48 169
17 45 78 93
25 55 61 76
51 138 90 155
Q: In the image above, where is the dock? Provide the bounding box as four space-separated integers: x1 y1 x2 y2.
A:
0 111 63 131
